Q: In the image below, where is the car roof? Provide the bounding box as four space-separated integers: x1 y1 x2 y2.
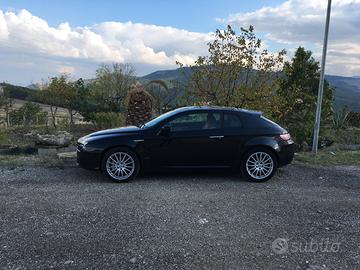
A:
172 106 262 115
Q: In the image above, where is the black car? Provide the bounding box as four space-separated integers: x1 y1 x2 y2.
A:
77 106 295 182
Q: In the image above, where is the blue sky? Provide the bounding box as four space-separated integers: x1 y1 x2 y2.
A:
0 0 284 32
0 0 359 85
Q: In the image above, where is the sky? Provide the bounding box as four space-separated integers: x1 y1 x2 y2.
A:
0 0 359 85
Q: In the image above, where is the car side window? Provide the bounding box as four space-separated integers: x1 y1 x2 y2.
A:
224 113 242 129
168 112 221 132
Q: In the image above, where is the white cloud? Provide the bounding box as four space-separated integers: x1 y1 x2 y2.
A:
0 9 212 69
223 0 360 76
1 3 359 85
56 65 75 74
0 10 9 40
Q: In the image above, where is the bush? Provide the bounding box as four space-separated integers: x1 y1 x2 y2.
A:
0 130 9 145
333 107 350 130
322 127 360 145
90 112 125 130
347 111 360 128
51 116 70 131
9 102 47 126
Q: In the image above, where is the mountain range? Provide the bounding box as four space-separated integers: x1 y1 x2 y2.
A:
139 68 360 112
2 68 360 113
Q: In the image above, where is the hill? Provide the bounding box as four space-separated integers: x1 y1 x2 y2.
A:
0 83 38 101
325 75 360 112
2 69 360 112
140 68 360 112
140 67 192 83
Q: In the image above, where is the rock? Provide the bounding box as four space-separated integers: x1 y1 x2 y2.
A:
38 147 58 157
306 264 329 270
35 131 73 147
57 151 77 160
24 132 35 138
197 218 209 225
340 144 360 151
57 145 77 153
320 139 334 148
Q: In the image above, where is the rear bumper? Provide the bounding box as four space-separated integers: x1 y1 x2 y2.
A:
77 143 102 170
277 142 295 167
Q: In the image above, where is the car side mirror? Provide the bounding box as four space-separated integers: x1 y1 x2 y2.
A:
159 125 171 136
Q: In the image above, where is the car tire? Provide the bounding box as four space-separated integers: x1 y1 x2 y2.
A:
242 147 277 182
101 147 140 182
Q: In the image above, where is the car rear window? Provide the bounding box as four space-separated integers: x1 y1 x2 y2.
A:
224 113 242 128
260 116 282 128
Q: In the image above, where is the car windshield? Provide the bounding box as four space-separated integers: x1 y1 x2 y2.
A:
141 109 181 128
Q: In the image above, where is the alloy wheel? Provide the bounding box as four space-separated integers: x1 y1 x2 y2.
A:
246 151 274 180
106 152 135 181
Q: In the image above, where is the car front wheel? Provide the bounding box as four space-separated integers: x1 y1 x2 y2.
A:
101 147 140 182
242 147 277 182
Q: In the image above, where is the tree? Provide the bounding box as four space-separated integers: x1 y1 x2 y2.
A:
178 25 286 114
64 78 88 124
17 102 43 126
0 92 13 127
145 80 181 115
126 83 154 126
275 47 334 143
91 63 136 112
40 75 70 128
8 102 45 126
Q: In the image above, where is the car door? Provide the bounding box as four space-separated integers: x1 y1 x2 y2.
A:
219 112 248 165
145 111 227 167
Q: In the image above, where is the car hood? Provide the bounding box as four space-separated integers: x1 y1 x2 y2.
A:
79 126 141 143
88 126 141 137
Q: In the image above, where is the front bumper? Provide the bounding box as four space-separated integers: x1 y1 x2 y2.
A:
77 143 102 170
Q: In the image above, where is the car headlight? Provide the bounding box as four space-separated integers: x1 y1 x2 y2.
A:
77 140 89 152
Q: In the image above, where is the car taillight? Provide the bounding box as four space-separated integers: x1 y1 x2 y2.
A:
279 133 291 141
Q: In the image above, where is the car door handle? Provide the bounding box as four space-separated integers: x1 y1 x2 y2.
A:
209 135 224 139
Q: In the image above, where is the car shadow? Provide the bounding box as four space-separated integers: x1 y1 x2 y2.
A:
75 167 286 184
135 168 247 183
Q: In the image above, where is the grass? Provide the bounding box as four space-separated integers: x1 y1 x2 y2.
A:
0 155 42 167
0 153 75 168
322 127 360 145
294 150 360 166
0 130 10 145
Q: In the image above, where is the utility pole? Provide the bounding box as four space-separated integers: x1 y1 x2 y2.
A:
312 0 332 154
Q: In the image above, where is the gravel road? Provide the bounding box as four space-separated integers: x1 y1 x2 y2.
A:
0 164 359 270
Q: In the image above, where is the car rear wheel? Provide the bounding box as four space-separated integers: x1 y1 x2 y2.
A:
101 147 140 182
242 147 277 182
